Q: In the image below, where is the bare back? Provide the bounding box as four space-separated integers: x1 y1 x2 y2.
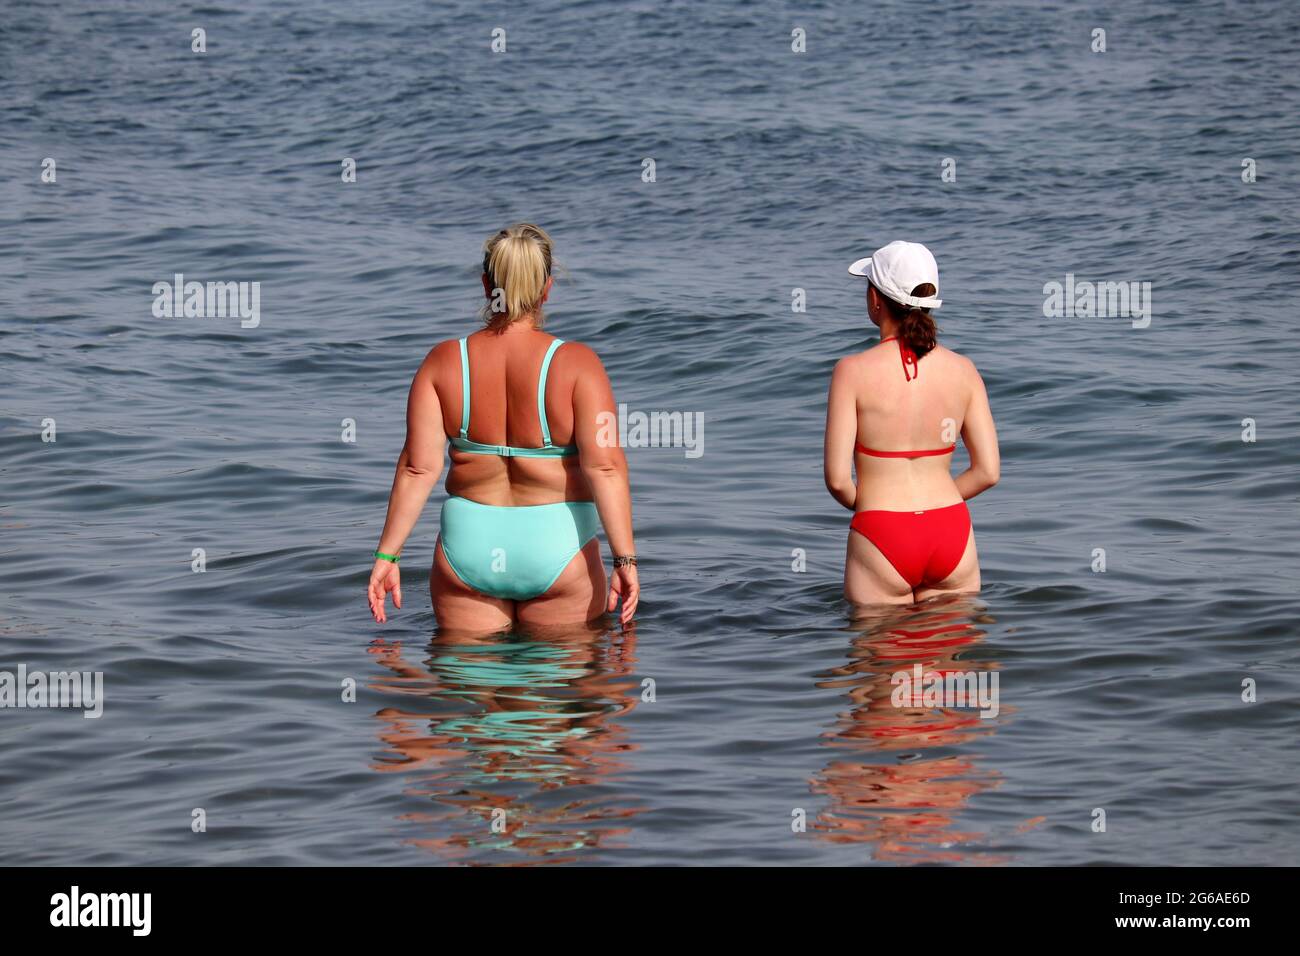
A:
428 328 588 507
847 342 975 512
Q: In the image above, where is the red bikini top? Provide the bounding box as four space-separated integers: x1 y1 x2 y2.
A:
855 336 956 459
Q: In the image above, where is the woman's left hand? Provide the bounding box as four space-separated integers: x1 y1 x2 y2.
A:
367 558 402 623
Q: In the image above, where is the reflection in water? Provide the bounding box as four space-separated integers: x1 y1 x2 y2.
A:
811 597 1009 863
368 623 642 864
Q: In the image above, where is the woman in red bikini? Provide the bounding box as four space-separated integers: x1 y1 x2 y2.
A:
823 240 1000 605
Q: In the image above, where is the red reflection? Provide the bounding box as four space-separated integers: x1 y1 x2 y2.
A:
811 597 1013 863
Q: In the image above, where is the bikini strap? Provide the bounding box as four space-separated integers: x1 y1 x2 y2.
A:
899 339 918 382
536 339 564 447
881 335 919 382
457 337 471 439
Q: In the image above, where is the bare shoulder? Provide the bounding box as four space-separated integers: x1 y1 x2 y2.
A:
429 337 462 361
933 346 987 409
552 338 605 373
428 337 464 365
933 343 978 376
834 350 870 375
832 348 877 383
414 338 462 383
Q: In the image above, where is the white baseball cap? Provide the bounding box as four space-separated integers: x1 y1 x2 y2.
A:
848 240 943 309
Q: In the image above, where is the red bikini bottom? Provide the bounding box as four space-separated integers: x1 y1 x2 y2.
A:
849 501 971 589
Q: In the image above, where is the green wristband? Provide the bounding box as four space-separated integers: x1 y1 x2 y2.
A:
374 550 400 564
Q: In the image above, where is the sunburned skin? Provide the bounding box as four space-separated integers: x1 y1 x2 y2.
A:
368 232 640 631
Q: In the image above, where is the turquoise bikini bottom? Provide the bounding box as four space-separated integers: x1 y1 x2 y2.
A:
438 496 600 601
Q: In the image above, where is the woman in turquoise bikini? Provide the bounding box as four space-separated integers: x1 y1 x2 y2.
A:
367 223 639 629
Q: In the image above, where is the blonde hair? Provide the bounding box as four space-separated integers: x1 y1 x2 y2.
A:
480 223 554 329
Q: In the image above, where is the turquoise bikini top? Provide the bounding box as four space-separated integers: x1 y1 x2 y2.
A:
449 337 578 458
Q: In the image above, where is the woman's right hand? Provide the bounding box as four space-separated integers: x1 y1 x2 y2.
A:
607 563 640 625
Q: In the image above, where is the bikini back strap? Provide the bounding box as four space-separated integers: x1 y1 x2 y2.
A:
536 339 564 447
896 337 919 381
856 441 956 458
457 337 471 438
